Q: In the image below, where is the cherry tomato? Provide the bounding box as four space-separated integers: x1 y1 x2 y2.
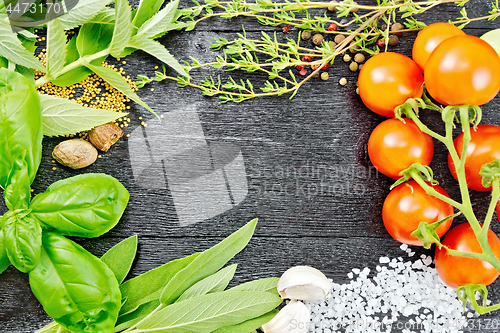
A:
448 124 500 191
435 223 500 288
368 118 434 179
497 200 500 223
358 52 424 117
412 22 465 71
424 35 500 106
383 180 454 246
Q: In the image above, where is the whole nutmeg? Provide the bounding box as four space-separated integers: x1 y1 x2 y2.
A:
391 22 404 36
312 33 324 45
53 139 98 169
88 122 123 152
301 31 311 40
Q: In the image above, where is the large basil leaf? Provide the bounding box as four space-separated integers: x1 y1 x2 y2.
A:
2 210 42 273
30 174 129 238
0 229 10 274
3 151 30 210
29 232 121 333
0 68 42 189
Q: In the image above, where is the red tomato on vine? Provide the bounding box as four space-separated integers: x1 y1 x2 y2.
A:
412 22 465 71
435 223 500 289
358 52 424 117
424 35 500 106
368 118 434 179
448 124 500 192
383 180 454 246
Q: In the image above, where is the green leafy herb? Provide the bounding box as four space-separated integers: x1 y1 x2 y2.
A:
101 235 138 284
109 0 133 57
135 0 179 38
0 230 9 274
39 94 128 137
46 18 67 78
229 277 280 294
58 0 114 30
213 309 279 333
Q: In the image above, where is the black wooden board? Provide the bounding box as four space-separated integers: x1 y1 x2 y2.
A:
2 0 500 332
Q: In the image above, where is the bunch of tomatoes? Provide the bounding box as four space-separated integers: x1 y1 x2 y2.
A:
357 22 500 290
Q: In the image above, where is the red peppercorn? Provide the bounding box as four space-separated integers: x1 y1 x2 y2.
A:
282 25 290 33
377 39 386 47
321 62 330 70
311 63 320 71
301 56 312 62
328 23 338 32
299 68 307 75
296 64 304 71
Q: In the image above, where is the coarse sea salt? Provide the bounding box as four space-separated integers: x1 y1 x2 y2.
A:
305 248 477 333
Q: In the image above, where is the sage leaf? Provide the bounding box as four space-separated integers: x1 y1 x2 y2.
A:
159 219 258 305
2 211 42 273
101 235 138 284
119 252 200 316
135 0 179 39
128 36 188 78
109 0 132 57
39 94 127 136
29 232 121 333
30 173 129 238
229 277 280 294
131 0 165 29
136 290 281 332
46 18 66 77
0 68 43 189
176 264 237 302
114 299 159 332
87 64 156 116
58 0 113 30
0 19 46 72
212 309 278 333
0 230 11 274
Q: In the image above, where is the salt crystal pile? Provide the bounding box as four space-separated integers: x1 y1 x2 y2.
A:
305 244 476 333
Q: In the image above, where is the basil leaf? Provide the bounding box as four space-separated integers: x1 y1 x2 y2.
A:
229 277 280 294
128 36 188 78
131 0 166 29
212 309 278 333
30 173 129 238
135 0 179 39
76 23 113 57
0 56 7 68
109 0 132 58
176 264 237 302
0 19 46 72
2 211 42 273
46 18 66 77
15 64 35 82
136 290 281 332
87 9 116 25
0 229 10 274
86 64 156 116
58 0 114 30
0 68 43 189
39 94 128 137
159 219 258 305
29 232 121 333
114 299 159 332
3 151 30 210
119 252 200 316
101 235 138 284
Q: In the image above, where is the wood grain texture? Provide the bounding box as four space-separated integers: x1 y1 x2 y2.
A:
1 0 500 332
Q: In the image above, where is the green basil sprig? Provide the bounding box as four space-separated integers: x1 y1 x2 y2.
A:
0 68 128 333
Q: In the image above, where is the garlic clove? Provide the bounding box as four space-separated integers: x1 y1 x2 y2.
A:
277 266 332 301
262 300 311 333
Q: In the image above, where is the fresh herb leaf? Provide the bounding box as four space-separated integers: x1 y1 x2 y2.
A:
118 252 200 316
87 8 116 25
0 19 46 72
128 36 189 77
58 0 114 30
114 300 160 332
76 23 113 57
3 153 31 210
46 18 66 77
212 309 278 333
87 64 156 116
135 290 281 332
132 0 166 29
135 0 179 38
30 173 130 238
0 231 10 274
159 219 258 304
176 264 237 302
109 0 133 57
50 36 95 87
2 212 41 273
101 235 138 284
29 232 121 333
229 277 279 294
38 94 127 136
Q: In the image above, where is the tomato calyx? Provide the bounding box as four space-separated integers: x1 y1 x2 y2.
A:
390 163 437 190
480 159 500 189
411 213 460 249
441 104 482 129
457 284 500 315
